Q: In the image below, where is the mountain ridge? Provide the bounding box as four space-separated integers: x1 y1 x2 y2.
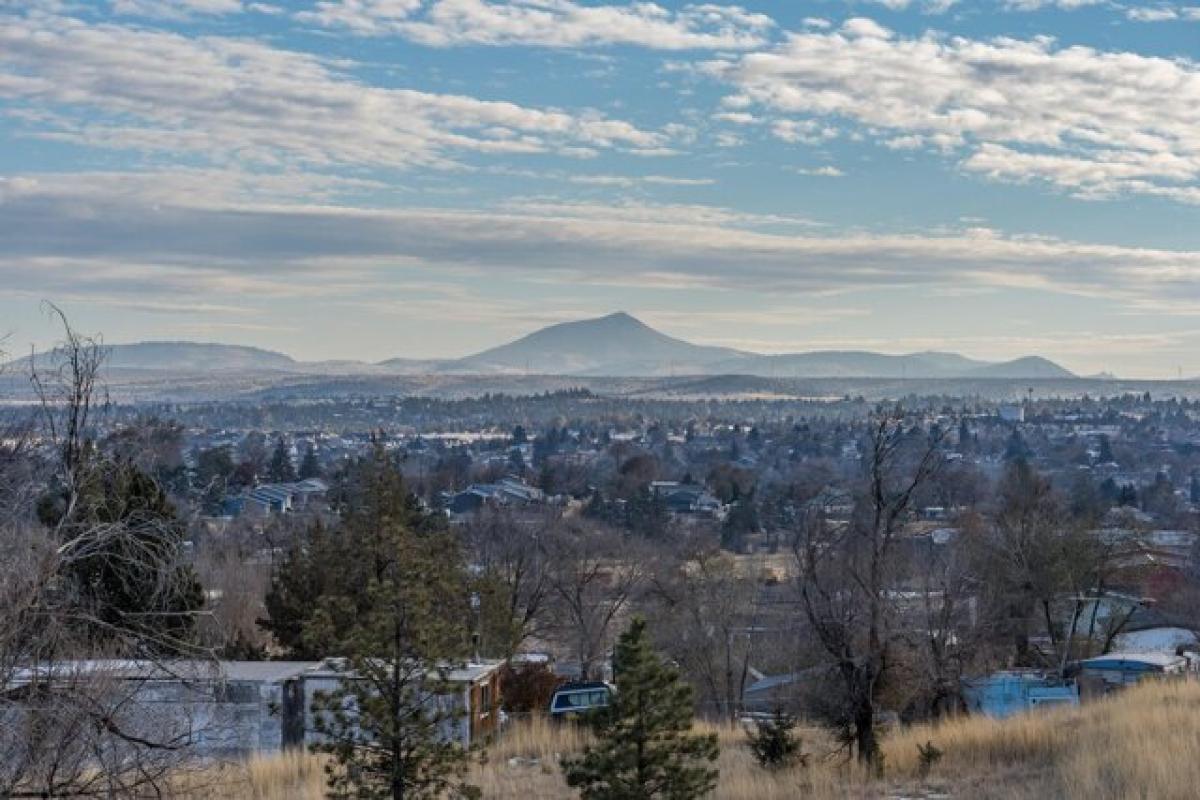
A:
4 313 1077 379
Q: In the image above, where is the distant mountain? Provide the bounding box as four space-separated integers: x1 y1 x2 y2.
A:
7 341 301 373
450 312 745 375
410 313 1073 379
706 350 995 379
964 356 1075 379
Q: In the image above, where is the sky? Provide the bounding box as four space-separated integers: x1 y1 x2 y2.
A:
1 0 1200 377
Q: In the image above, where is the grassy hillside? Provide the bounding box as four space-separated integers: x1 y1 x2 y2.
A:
194 679 1200 799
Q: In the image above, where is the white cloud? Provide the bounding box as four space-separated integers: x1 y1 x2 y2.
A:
841 16 893 38
922 0 959 13
1128 4 1200 20
642 175 716 185
1003 0 1103 9
110 0 246 18
707 20 1200 203
713 111 759 125
0 12 667 169
566 173 715 187
769 119 837 145
1126 6 1178 20
793 166 845 176
297 0 775 49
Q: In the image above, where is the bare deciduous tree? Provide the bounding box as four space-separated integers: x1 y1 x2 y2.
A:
0 311 214 797
646 544 757 723
544 520 647 681
792 408 944 765
462 507 552 659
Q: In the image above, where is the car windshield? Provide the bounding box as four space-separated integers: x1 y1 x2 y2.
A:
554 689 609 710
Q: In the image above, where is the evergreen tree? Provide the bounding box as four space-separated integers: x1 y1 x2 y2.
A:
747 708 802 770
39 458 204 652
194 444 236 512
626 486 669 539
564 617 718 800
583 490 614 524
267 434 296 483
509 447 528 473
721 491 759 552
295 447 476 800
1004 430 1029 462
261 519 337 659
262 449 452 658
238 430 268 475
957 418 972 452
297 442 321 480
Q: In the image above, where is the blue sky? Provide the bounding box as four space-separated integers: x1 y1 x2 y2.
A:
2 0 1199 377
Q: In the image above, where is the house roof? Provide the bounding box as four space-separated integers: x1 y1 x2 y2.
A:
744 673 804 695
1078 652 1186 670
7 660 323 686
308 658 504 684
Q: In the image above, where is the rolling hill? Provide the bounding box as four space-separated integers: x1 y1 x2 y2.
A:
6 341 301 373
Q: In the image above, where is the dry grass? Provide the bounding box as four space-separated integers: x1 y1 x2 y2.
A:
198 679 1200 799
173 749 327 799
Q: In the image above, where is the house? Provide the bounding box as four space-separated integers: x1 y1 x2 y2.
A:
444 478 544 518
649 482 722 516
303 659 503 748
232 479 330 519
998 405 1025 423
4 660 318 758
4 658 503 760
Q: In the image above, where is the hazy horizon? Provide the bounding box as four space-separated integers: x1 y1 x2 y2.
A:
3 1 1200 378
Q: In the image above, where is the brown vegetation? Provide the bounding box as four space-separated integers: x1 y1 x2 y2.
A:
207 680 1200 799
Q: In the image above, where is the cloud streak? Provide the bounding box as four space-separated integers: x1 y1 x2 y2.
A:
5 173 1200 310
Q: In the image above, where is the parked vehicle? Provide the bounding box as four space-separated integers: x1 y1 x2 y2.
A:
549 681 614 720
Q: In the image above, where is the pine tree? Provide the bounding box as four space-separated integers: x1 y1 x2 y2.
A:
721 490 759 552
284 447 476 799
267 434 296 483
39 458 204 652
625 486 669 539
747 708 802 770
564 617 718 800
298 442 321 480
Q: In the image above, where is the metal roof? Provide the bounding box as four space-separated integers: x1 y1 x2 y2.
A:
1079 652 1186 669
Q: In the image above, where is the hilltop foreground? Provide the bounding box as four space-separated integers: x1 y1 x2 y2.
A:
194 679 1200 799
